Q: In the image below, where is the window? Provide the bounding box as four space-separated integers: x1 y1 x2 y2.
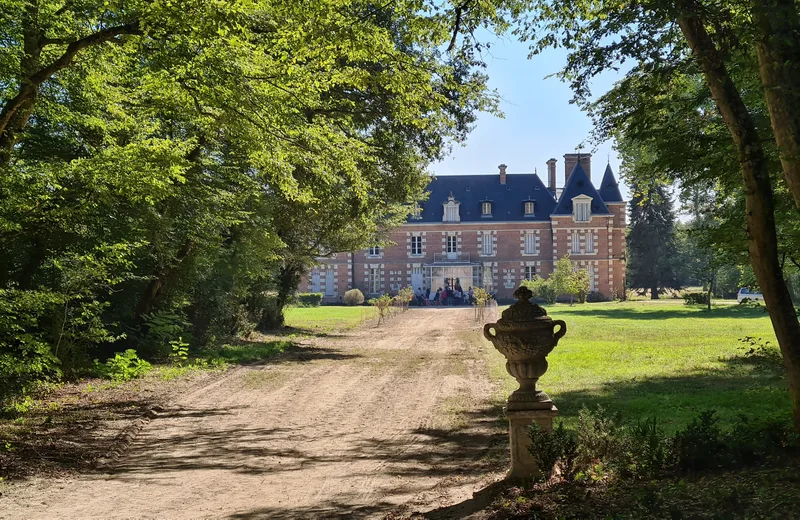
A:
482 202 492 216
585 231 594 253
369 268 381 293
524 201 535 215
368 246 381 257
482 234 493 256
446 235 458 253
588 266 595 292
524 266 536 280
443 194 460 222
524 232 537 255
574 200 591 222
411 236 423 256
571 233 580 254
411 203 422 219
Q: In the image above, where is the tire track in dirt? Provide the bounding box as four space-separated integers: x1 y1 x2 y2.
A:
1 308 506 519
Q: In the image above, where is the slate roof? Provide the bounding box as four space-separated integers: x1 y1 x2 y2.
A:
416 173 557 222
412 163 622 223
598 163 624 203
552 162 611 215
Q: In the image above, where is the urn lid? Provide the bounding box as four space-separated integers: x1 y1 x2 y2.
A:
499 286 550 323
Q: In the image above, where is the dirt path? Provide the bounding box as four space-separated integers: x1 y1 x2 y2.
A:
1 308 507 519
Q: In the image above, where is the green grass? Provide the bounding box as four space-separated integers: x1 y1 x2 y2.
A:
284 305 376 332
213 340 293 364
487 300 789 431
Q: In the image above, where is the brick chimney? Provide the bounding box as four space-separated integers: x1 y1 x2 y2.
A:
498 163 507 184
563 153 592 182
546 158 557 191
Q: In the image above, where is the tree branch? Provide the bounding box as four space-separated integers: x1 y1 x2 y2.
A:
0 21 142 145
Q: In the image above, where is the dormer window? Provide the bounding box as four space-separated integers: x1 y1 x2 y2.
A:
572 195 592 222
442 193 460 222
481 201 492 216
411 203 422 220
524 201 535 215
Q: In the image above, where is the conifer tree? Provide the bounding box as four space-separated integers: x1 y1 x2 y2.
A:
626 181 679 299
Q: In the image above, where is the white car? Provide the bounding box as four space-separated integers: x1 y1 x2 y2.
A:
737 287 764 303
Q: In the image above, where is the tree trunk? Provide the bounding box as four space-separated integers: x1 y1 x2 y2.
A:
264 262 305 329
753 0 800 209
679 4 800 430
134 241 194 319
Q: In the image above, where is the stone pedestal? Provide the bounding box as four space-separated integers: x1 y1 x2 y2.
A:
507 404 559 480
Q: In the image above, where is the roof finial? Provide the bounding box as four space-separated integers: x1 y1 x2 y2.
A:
534 167 538 175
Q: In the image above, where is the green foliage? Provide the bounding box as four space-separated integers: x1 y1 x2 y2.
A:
343 289 365 306
527 421 579 481
531 406 796 482
296 293 323 308
625 175 680 297
396 287 414 311
93 350 152 383
168 338 190 367
522 275 556 303
369 294 394 325
585 291 607 303
0 0 508 402
683 292 710 305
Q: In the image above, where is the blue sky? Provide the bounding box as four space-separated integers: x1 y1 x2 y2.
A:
432 35 630 199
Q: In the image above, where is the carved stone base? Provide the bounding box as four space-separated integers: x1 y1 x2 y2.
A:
506 405 559 480
507 390 553 411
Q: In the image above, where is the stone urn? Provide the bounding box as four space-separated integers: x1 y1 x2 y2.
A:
483 286 566 411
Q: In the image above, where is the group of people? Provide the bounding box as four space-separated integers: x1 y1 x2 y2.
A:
414 285 476 306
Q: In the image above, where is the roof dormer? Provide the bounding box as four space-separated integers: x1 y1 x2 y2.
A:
443 193 460 222
572 194 592 222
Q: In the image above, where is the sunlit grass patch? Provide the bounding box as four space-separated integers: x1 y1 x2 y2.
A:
486 300 787 432
284 305 377 331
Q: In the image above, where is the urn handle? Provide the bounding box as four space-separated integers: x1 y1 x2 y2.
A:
552 319 567 341
483 323 497 342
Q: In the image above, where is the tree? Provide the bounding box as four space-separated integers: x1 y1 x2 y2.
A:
523 0 800 430
0 0 514 404
625 176 680 298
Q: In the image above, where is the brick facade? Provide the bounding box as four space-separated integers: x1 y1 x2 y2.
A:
303 156 626 302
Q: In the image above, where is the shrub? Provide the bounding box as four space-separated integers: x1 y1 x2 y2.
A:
618 417 667 477
577 405 625 463
343 288 365 306
396 286 414 310
94 349 152 382
683 291 710 305
369 294 393 325
522 275 556 303
296 293 323 307
527 421 579 481
668 410 725 470
585 291 608 303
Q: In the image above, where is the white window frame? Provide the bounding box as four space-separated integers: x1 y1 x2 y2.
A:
482 201 492 216
369 268 381 294
446 235 458 253
410 236 423 256
367 246 381 257
588 265 595 292
524 201 535 215
524 232 537 255
524 266 536 280
442 195 461 223
585 231 595 253
411 203 422 220
482 234 493 256
572 195 592 222
571 233 580 254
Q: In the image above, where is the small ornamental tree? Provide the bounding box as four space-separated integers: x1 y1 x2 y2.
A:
369 294 393 326
343 289 364 306
523 275 556 304
396 287 415 311
473 287 491 322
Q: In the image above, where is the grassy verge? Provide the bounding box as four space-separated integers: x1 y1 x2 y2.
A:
487 300 786 431
482 299 798 519
284 305 377 332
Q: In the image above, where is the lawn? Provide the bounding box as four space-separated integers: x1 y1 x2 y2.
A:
486 300 789 431
284 305 377 332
